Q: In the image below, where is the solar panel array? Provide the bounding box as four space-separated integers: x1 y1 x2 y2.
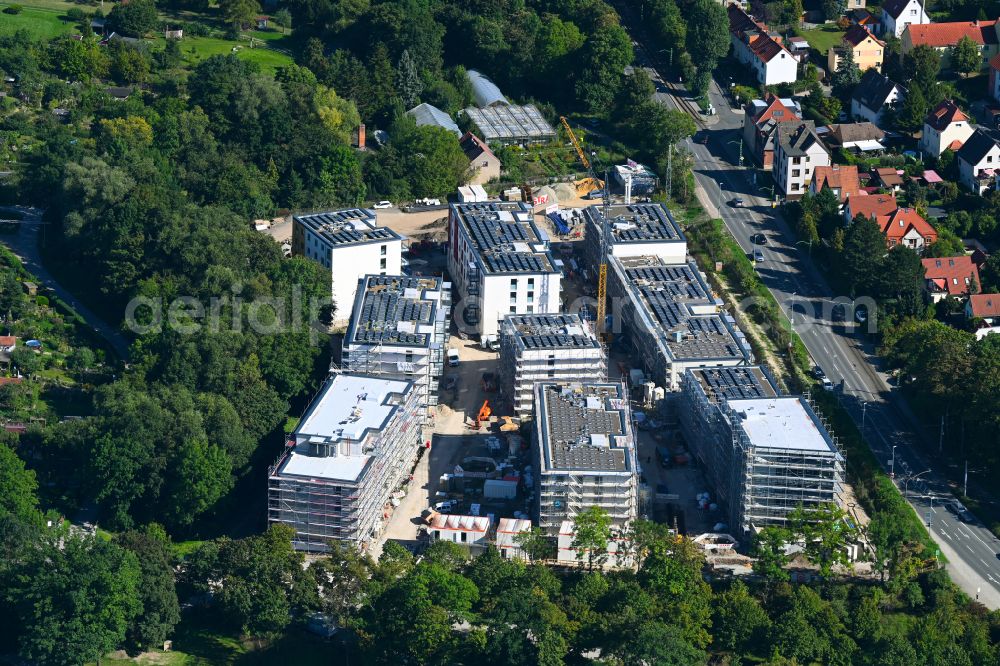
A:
296 210 398 247
694 367 775 403
640 288 688 329
668 315 743 360
628 263 711 302
350 276 438 346
589 203 683 242
456 204 554 274
507 315 600 350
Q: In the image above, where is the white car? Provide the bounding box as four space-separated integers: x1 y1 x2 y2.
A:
434 500 458 513
447 348 460 367
373 201 393 209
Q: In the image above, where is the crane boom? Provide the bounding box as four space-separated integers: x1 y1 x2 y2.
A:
560 116 591 171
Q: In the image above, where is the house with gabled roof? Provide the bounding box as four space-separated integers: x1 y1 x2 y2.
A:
810 165 861 203
880 208 938 250
844 193 897 225
921 255 981 301
919 100 974 157
903 20 1000 69
967 293 1000 323
851 69 906 127
957 127 1000 194
727 3 798 85
774 121 831 198
742 94 802 170
829 25 887 74
460 132 501 185
880 0 929 38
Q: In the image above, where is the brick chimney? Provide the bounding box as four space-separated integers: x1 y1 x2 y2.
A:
357 123 366 150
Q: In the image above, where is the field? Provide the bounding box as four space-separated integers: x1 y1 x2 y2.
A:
0 4 77 39
166 36 294 73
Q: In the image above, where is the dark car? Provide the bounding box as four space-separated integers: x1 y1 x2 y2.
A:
751 233 768 245
731 197 745 207
812 365 826 379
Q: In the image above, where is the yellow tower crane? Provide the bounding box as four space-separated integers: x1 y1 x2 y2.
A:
560 116 610 341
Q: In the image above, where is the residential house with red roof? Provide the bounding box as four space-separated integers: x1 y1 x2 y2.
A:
921 255 981 302
880 208 938 250
727 3 797 85
459 132 501 185
844 193 897 224
919 100 974 157
880 0 929 38
742 94 802 170
829 25 887 74
809 165 861 202
903 20 1000 69
966 293 1000 324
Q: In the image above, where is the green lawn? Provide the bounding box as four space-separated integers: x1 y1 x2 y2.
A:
0 5 77 40
799 26 846 55
154 35 295 73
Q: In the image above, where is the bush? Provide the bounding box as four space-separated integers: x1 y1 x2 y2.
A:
3 4 23 14
66 7 86 20
35 296 49 307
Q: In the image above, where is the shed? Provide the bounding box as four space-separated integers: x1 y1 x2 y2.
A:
405 103 461 137
428 513 491 547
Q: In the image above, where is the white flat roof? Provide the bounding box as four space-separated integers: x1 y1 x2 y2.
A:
728 397 835 453
297 374 412 444
279 450 370 482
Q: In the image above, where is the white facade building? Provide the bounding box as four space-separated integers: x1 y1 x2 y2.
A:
447 202 562 338
880 0 930 38
267 374 421 551
774 122 831 198
341 275 451 422
498 313 607 417
533 382 638 536
293 210 404 324
957 128 1000 194
727 3 798 85
582 203 687 273
919 100 974 158
427 513 491 549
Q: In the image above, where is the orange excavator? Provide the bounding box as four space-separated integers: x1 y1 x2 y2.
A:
474 400 492 429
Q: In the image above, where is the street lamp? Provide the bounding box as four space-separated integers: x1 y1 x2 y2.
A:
890 444 897 478
904 468 931 497
727 139 744 168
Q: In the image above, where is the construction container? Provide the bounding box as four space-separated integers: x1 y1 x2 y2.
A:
484 479 518 500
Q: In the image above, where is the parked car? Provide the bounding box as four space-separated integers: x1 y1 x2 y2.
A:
812 365 826 379
447 348 460 367
854 305 869 324
822 377 834 391
373 201 393 209
584 189 607 200
434 500 458 513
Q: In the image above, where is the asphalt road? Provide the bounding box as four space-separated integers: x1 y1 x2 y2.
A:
0 206 131 361
626 36 1000 606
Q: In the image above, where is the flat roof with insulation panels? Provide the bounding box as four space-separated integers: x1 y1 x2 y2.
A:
664 315 749 362
504 314 601 351
345 275 447 348
294 209 403 247
689 366 780 403
535 382 636 474
729 397 839 454
452 202 557 275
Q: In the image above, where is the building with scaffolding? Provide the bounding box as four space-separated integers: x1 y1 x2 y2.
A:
607 255 751 389
292 209 405 324
267 373 422 551
447 202 562 338
532 382 638 535
498 314 606 417
582 203 687 271
680 367 844 534
341 275 451 423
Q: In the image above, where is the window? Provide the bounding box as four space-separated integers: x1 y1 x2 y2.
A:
527 305 534 313
792 169 801 177
481 160 489 167
510 306 517 313
380 245 386 256
910 8 916 14
989 156 994 163
460 532 467 543
510 278 517 289
380 258 387 270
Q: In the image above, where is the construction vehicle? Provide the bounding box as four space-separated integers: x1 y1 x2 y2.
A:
573 176 605 196
475 400 492 429
499 415 519 432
